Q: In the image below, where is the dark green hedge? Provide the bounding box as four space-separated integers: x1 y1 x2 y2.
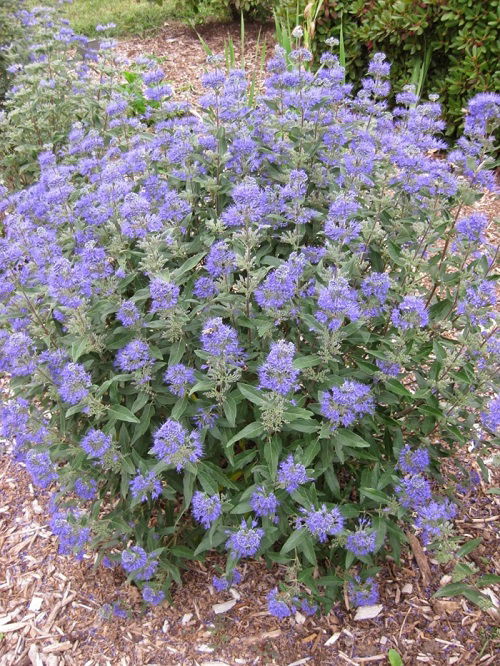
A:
183 0 499 136
314 0 499 136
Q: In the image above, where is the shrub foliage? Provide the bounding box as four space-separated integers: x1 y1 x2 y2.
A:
0 9 499 613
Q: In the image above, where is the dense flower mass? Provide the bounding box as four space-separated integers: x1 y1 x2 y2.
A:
297 504 344 542
115 339 151 372
192 491 222 528
164 364 196 397
151 419 202 470
277 456 311 493
320 381 374 429
258 340 299 395
200 317 244 363
226 520 264 558
1 10 498 615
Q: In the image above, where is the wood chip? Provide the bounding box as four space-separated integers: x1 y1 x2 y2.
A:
407 532 432 586
28 597 43 612
0 621 27 633
42 642 72 653
324 632 341 646
212 599 236 614
354 604 384 621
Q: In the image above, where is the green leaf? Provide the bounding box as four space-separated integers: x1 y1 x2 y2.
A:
388 649 404 666
386 379 413 397
237 383 267 406
452 562 475 582
432 582 491 606
108 405 140 423
131 404 154 444
264 436 281 477
360 488 391 504
223 395 237 427
171 397 188 420
477 574 500 587
168 340 185 366
225 422 264 448
281 529 305 554
485 487 500 495
172 252 206 279
455 538 481 558
334 429 370 448
293 355 322 369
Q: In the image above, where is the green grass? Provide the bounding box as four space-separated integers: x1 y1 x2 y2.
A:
30 0 183 37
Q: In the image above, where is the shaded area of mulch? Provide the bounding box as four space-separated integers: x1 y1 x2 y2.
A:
1 450 498 666
114 19 276 100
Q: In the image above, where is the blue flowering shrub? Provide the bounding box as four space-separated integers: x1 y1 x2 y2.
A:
0 6 132 188
0 34 499 616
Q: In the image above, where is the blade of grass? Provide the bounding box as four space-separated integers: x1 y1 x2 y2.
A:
190 21 213 57
339 13 346 70
240 10 245 70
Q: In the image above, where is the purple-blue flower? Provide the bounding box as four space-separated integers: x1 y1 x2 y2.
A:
481 395 500 433
267 588 293 618
391 296 429 330
226 520 264 557
205 241 237 278
58 362 91 404
398 445 430 475
250 487 280 519
348 577 379 607
200 317 244 364
193 276 219 299
115 339 151 372
130 471 162 502
395 474 432 509
117 300 141 327
277 455 311 493
455 213 487 244
151 419 202 470
74 477 98 500
149 278 180 312
415 499 457 544
80 428 111 460
25 449 58 488
258 340 299 395
346 521 377 556
297 504 344 542
320 380 374 429
164 364 196 397
315 277 360 330
192 490 222 528
142 587 165 606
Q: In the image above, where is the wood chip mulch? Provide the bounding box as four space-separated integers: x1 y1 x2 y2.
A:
113 19 276 101
1 441 499 666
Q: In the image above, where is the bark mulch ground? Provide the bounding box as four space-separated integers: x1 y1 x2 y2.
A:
0 449 498 666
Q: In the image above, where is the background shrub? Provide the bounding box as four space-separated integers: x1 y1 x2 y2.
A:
1 9 499 614
0 8 128 188
0 0 24 104
276 0 500 137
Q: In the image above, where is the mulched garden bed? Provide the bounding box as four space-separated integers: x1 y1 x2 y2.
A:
1 19 499 666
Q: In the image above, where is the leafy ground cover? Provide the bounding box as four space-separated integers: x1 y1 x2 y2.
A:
28 0 180 37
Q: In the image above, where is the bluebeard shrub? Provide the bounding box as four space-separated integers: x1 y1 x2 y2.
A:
0 31 499 614
0 6 130 188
